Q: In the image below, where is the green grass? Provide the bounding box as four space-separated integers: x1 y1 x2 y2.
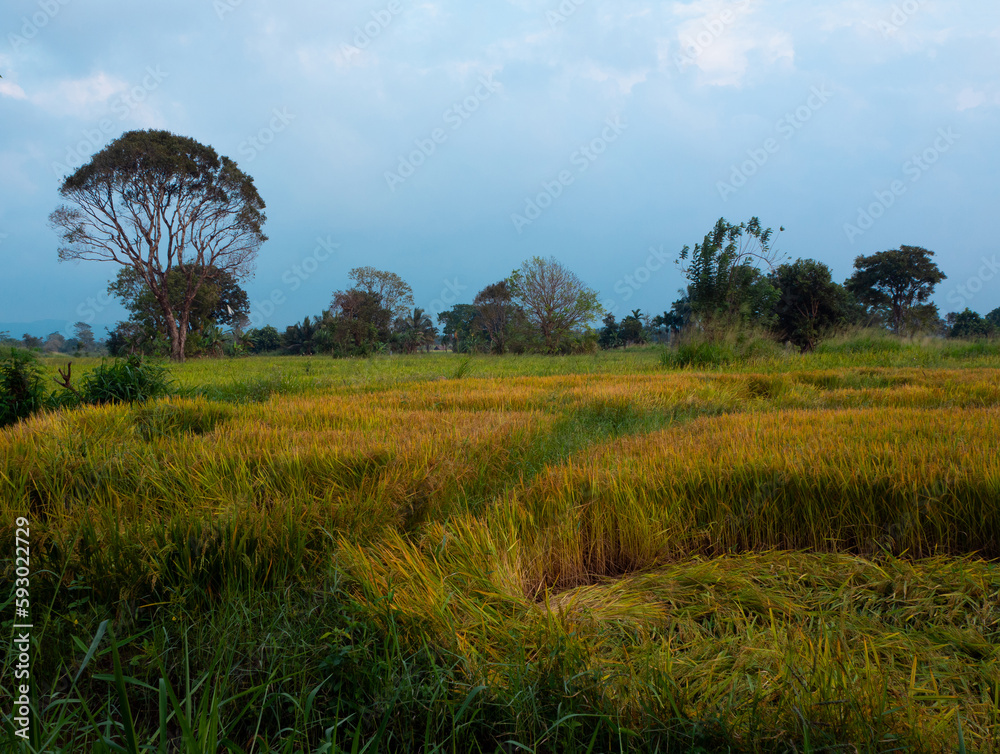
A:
2 336 999 752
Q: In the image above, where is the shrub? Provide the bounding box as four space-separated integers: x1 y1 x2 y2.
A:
661 327 785 368
78 355 173 405
661 340 737 368
813 328 903 355
0 347 47 427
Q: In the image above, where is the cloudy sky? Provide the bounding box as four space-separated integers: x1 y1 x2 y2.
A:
1 0 998 337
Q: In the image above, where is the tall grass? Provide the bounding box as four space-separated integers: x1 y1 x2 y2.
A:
2 349 999 751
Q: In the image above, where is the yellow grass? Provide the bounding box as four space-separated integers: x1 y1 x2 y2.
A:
2 360 999 750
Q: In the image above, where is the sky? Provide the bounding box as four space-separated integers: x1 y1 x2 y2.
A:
1 0 998 339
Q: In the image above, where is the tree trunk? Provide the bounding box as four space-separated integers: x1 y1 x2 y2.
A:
175 328 188 361
165 316 185 362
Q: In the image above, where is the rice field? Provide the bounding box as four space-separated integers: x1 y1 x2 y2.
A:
1 344 999 752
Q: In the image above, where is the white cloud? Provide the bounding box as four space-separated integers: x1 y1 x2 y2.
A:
667 0 794 86
30 72 128 118
577 60 649 94
0 79 27 100
956 87 986 112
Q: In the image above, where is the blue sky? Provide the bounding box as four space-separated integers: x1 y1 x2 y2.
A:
1 0 998 338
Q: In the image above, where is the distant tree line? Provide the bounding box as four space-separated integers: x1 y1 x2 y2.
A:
599 218 991 353
40 129 996 362
243 256 603 357
13 218 997 360
1 322 100 356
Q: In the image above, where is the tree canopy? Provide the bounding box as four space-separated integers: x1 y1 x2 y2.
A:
770 259 851 352
677 217 783 327
50 129 266 360
509 256 602 353
473 280 517 354
109 264 249 337
345 267 414 321
846 246 945 335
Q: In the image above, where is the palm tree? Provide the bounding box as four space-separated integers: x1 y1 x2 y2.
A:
395 308 438 354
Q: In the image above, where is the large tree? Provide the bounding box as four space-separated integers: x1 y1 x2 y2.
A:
72 322 96 354
509 256 602 353
394 307 438 354
108 264 250 354
947 309 992 339
345 267 414 321
437 304 483 353
677 217 782 328
845 246 946 335
328 289 393 355
473 280 516 354
770 259 850 352
50 129 267 361
619 309 648 347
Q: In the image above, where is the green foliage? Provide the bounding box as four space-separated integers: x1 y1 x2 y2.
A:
652 300 688 340
51 129 267 362
21 333 43 349
598 313 621 349
393 307 438 354
0 347 47 427
437 304 485 353
344 266 414 320
846 246 946 334
473 280 517 354
770 258 852 352
619 309 647 346
326 290 394 356
108 264 250 357
509 256 603 353
72 321 97 354
948 308 994 339
661 328 785 368
676 217 782 328
245 325 282 353
283 314 318 355
185 369 293 403
812 328 905 356
76 355 174 405
599 310 649 349
42 331 66 353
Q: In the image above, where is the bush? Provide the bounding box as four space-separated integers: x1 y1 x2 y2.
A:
813 328 904 355
78 355 173 405
662 340 737 368
661 327 785 368
0 348 47 427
